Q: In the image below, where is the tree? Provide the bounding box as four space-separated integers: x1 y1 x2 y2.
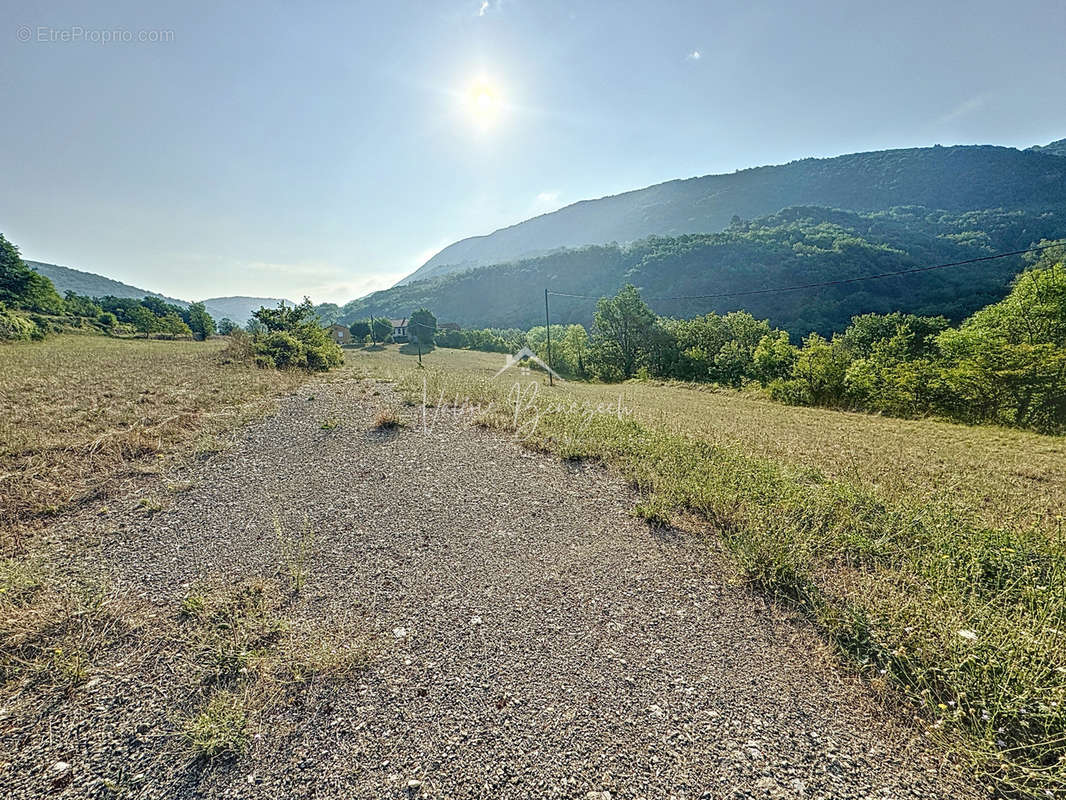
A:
408 308 437 346
591 284 659 378
185 301 216 340
752 331 797 385
158 312 193 339
0 233 64 313
314 302 341 325
253 299 315 332
790 333 852 405
349 320 371 340
217 318 237 335
370 317 392 345
128 305 159 337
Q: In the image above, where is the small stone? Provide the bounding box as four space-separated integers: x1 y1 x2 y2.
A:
407 778 422 790
52 761 71 773
393 627 407 639
470 615 482 625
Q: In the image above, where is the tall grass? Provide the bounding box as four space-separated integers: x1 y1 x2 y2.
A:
350 345 1066 798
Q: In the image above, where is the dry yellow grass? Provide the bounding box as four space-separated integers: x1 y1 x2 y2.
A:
344 344 1066 534
0 335 305 551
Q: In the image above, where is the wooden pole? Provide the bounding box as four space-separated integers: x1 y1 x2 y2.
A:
544 289 553 386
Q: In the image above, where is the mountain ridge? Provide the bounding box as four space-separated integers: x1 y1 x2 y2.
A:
27 261 291 324
400 143 1066 286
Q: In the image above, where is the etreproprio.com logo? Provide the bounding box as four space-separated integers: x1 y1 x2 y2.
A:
16 25 175 44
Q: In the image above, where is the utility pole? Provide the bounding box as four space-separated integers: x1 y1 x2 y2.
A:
544 288 553 386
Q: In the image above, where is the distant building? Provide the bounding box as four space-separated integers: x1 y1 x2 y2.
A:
326 323 352 345
390 318 408 342
439 322 461 331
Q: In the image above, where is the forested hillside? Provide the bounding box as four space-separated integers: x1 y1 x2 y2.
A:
28 261 289 324
402 144 1066 285
337 205 1066 336
28 261 189 310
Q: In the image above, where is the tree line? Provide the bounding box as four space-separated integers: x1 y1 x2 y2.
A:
426 242 1066 434
1 233 216 341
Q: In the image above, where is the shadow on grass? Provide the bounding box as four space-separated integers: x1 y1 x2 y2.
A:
398 343 436 356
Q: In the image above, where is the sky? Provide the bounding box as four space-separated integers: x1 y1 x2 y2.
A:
2 0 1065 304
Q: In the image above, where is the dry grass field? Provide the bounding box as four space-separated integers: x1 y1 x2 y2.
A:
0 335 305 552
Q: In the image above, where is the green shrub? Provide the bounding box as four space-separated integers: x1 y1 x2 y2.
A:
0 307 42 341
767 377 813 405
248 300 343 373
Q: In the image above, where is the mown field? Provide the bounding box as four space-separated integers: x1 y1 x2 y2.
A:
0 335 305 552
346 344 1066 799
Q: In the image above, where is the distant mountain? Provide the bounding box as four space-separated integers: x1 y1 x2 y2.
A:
26 261 291 324
399 144 1066 285
342 204 1066 337
199 296 294 325
1029 138 1066 158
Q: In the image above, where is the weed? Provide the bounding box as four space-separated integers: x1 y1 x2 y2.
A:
371 409 404 430
179 592 206 619
274 515 314 593
320 419 340 430
1 576 129 692
137 496 163 514
182 690 249 760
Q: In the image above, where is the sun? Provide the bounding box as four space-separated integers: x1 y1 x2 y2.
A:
463 76 502 128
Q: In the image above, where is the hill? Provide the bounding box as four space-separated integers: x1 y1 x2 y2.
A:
341 205 1066 336
27 260 189 309
1029 138 1066 158
400 144 1066 285
27 261 291 324
198 296 295 326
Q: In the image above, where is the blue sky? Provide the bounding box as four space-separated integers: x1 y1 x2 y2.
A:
2 0 1064 303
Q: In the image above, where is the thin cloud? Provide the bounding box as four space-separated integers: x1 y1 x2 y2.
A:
937 95 985 125
687 49 701 61
478 1 490 15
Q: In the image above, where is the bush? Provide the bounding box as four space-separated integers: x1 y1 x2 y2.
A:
248 300 343 373
0 307 42 341
767 377 813 405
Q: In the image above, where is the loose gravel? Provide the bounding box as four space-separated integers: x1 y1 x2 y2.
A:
2 377 980 799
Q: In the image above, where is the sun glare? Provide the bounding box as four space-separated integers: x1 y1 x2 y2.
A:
463 77 502 128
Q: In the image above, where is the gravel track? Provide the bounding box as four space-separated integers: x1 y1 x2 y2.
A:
2 377 979 799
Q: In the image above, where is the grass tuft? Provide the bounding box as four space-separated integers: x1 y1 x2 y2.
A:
371 409 404 430
182 690 249 760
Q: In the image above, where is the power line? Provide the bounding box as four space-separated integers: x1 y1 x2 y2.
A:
546 242 1063 302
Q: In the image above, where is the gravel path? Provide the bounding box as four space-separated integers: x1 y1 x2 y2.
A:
3 377 979 799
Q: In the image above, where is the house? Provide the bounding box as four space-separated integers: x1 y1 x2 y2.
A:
325 323 351 345
390 318 408 342
439 322 461 331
